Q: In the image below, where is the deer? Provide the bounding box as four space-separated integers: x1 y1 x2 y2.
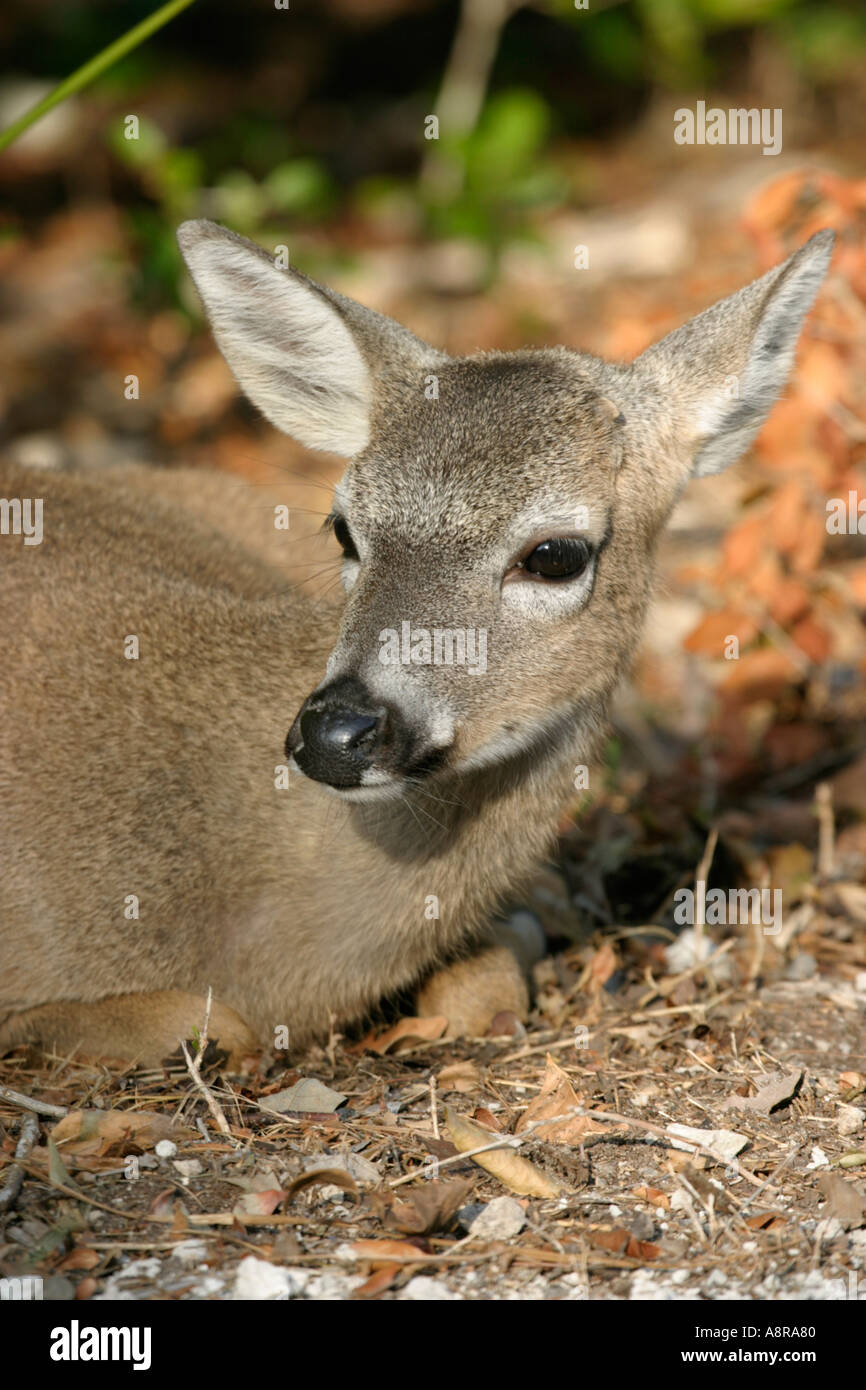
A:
0 222 833 1066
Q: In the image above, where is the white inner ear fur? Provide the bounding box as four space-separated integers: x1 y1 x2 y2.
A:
178 228 372 456
691 236 833 478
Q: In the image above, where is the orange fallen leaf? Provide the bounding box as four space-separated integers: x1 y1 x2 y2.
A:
354 1265 401 1298
473 1107 504 1132
684 609 759 656
590 1227 629 1254
588 940 618 991
790 615 832 663
632 1186 670 1210
626 1237 661 1260
720 646 799 698
353 1016 447 1055
233 1189 284 1217
745 1212 788 1232
56 1248 101 1273
351 1239 428 1268
51 1109 187 1157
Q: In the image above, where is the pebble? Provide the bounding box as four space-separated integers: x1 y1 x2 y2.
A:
468 1196 526 1240
837 1104 865 1136
399 1276 464 1301
154 1140 177 1159
233 1255 308 1300
173 1159 203 1178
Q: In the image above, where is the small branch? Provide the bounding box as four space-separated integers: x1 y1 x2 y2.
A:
0 1113 39 1213
815 781 835 879
693 826 718 983
420 0 519 197
179 988 232 1138
390 1103 764 1190
0 1082 67 1118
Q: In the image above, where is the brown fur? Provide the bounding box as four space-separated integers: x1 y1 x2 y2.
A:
0 224 833 1063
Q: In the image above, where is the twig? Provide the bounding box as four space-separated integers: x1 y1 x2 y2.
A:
0 1113 39 1213
390 1103 765 1190
179 988 232 1138
0 1082 68 1118
712 1142 803 1247
693 826 718 982
815 781 835 879
420 0 519 196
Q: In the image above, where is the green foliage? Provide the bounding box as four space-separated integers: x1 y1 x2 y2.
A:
423 88 566 253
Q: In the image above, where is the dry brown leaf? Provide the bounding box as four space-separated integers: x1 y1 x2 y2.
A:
444 1106 563 1198
51 1109 185 1157
626 1237 661 1260
354 1016 447 1055
720 647 799 698
632 1186 669 1210
590 1227 629 1254
515 1054 606 1145
233 1189 284 1217
284 1169 359 1204
720 1069 803 1117
684 609 759 655
437 1061 481 1094
473 1107 504 1132
388 1178 473 1235
55 1248 101 1273
351 1238 428 1268
817 1172 866 1229
588 941 618 991
744 1213 788 1232
354 1265 401 1298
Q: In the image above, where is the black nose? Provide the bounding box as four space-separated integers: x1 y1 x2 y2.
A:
286 677 390 788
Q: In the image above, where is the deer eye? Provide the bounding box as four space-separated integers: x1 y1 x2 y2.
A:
521 537 592 581
332 515 359 561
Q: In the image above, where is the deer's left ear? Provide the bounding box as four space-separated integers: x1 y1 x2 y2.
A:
631 230 834 478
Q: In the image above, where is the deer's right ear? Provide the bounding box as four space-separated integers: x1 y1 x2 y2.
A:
177 220 372 455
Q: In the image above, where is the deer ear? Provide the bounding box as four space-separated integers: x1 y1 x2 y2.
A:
177 220 373 455
633 230 834 479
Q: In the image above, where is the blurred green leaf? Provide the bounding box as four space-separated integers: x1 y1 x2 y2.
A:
264 159 335 217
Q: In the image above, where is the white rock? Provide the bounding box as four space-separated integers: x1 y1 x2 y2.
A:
468 1196 526 1241
667 1123 748 1164
399 1276 464 1301
806 1146 830 1170
154 1140 177 1159
233 1255 307 1300
305 1272 364 1300
94 1258 162 1300
837 1104 865 1136
629 1269 699 1301
172 1159 203 1178
169 1239 209 1265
